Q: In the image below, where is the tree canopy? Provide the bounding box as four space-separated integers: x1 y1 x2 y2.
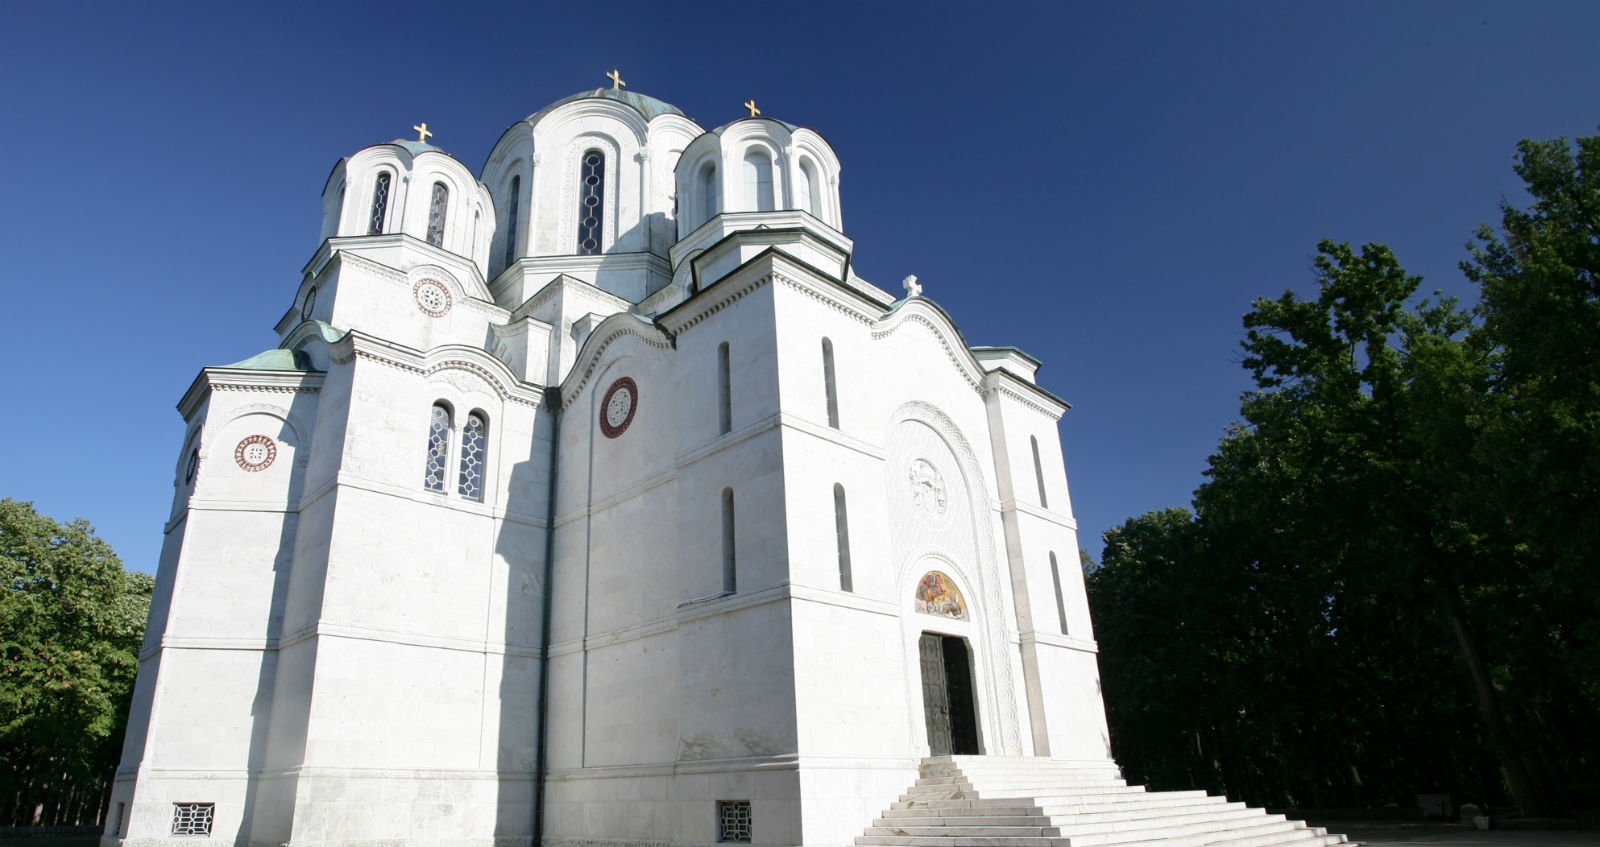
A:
1088 130 1600 816
0 498 152 827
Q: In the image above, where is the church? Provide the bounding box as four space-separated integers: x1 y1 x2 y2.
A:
106 79 1349 847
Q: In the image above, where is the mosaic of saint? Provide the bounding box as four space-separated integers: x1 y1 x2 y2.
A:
915 571 968 620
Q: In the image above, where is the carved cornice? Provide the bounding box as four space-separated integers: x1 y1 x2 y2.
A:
873 307 984 391
981 379 1067 421
773 273 874 325
560 315 675 409
661 270 775 335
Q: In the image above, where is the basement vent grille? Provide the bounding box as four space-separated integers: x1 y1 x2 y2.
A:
717 800 751 843
171 802 214 836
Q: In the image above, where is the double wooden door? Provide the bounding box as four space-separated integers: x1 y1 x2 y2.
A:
919 632 980 756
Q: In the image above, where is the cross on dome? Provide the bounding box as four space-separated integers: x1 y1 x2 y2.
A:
743 100 760 117
607 69 626 90
902 275 922 297
413 122 433 143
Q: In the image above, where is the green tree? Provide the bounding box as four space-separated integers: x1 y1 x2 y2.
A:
0 499 153 826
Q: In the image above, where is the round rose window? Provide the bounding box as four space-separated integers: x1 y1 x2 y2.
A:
600 377 638 438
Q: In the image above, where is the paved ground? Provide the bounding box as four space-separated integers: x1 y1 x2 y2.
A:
1313 822 1600 846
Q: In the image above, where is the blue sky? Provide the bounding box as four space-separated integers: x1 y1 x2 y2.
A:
3 0 1597 573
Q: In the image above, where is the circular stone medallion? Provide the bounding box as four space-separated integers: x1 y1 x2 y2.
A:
600 377 638 439
413 278 452 317
234 435 277 472
301 286 317 322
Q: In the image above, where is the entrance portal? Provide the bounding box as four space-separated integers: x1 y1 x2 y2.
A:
918 632 980 756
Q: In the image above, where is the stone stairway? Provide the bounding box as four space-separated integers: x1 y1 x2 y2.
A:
856 756 1355 847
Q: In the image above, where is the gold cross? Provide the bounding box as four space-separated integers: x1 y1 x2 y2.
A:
744 100 760 117
607 69 626 90
413 122 433 143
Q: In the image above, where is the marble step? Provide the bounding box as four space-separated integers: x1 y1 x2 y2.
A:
877 814 1056 827
918 775 1130 787
1063 817 1298 847
856 836 1069 847
864 825 1064 838
886 795 1235 823
1050 807 1274 837
1032 794 1236 817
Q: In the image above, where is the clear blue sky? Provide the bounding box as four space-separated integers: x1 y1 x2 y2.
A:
3 1 1597 573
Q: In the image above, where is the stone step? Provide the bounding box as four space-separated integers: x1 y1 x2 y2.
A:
1052 806 1272 837
1032 794 1235 817
1066 816 1298 847
877 815 1057 827
918 774 1127 787
890 799 1048 813
856 836 1069 847
884 806 1046 819
865 825 1063 838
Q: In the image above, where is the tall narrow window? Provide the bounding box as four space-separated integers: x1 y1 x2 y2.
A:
797 158 819 216
721 487 737 593
578 150 604 255
717 341 732 435
743 149 774 212
458 412 486 501
503 175 521 270
821 338 839 428
424 403 451 492
834 484 852 592
426 182 449 247
1031 435 1049 508
368 171 392 234
1049 552 1069 635
701 162 718 225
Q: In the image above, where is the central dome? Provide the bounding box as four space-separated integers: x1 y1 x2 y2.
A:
521 88 684 127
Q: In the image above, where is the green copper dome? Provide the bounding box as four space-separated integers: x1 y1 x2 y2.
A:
522 88 686 127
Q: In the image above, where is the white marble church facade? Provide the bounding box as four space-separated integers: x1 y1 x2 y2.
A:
106 83 1113 847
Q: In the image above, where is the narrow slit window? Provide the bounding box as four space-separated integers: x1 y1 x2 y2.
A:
701 162 718 225
822 338 839 428
834 484 852 592
743 149 774 211
458 412 486 501
503 175 520 270
424 403 451 492
1031 435 1049 508
426 182 449 247
578 150 604 254
721 487 736 593
368 171 391 234
717 342 732 435
1049 552 1069 635
798 158 820 216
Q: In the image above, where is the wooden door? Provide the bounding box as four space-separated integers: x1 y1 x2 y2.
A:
919 633 952 756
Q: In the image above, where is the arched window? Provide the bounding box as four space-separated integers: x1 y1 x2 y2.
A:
1031 435 1049 509
424 403 451 491
743 149 774 212
503 175 521 270
577 150 604 255
797 158 819 216
458 412 486 501
718 341 732 435
700 161 718 225
834 483 852 592
1049 552 1069 635
426 182 449 247
368 171 392 235
821 338 839 428
722 487 737 593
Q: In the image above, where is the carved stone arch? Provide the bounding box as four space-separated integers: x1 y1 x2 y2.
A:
888 399 1021 754
561 313 675 409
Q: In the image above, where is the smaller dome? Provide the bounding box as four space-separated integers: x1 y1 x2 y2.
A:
713 116 800 134
388 139 445 156
521 88 685 128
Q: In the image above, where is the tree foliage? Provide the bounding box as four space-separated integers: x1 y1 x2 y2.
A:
0 499 153 826
1089 131 1600 816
